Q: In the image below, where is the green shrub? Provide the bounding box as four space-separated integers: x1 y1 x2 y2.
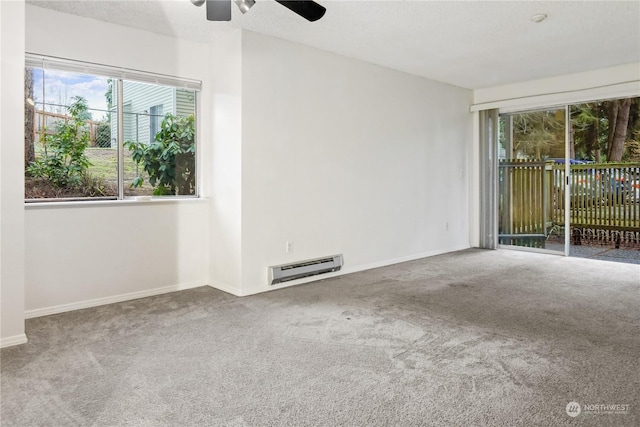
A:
124 114 195 196
78 173 113 197
27 96 92 189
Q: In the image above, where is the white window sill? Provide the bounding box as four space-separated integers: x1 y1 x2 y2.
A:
25 196 208 210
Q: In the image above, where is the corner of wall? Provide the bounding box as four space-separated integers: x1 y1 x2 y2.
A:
0 334 28 349
0 0 26 346
208 29 244 296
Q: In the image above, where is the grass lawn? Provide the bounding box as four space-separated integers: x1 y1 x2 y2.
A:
85 148 136 180
84 148 153 196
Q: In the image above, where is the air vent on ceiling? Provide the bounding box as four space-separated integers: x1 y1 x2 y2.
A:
269 254 343 285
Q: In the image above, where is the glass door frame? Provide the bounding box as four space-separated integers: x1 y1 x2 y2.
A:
562 104 570 256
496 105 571 256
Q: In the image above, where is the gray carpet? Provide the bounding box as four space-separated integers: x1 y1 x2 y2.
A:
1 249 639 426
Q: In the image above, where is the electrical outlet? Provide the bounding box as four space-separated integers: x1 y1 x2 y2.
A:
285 241 293 253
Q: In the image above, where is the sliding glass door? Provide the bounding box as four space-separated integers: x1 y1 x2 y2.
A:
567 100 640 261
484 97 639 261
498 108 568 253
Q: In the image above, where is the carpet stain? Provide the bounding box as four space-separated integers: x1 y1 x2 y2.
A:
448 282 471 288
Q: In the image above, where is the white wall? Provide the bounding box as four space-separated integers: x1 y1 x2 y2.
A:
25 201 209 316
0 0 27 348
22 6 211 317
208 30 244 295
238 32 473 295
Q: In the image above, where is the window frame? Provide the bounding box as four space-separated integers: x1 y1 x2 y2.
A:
24 53 202 203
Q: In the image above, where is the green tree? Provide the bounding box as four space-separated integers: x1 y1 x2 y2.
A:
105 78 114 123
27 96 92 188
125 114 196 196
606 98 632 162
25 68 35 168
571 98 640 162
512 111 565 159
571 103 602 161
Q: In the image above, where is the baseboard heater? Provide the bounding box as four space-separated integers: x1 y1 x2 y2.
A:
269 254 343 285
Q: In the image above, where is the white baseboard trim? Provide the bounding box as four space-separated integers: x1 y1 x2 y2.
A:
208 279 243 297
0 333 28 349
240 246 472 296
342 246 471 275
24 280 207 319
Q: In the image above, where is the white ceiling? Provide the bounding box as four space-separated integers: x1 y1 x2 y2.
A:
26 0 640 89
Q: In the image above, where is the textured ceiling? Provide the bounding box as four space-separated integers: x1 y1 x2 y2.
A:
26 0 640 89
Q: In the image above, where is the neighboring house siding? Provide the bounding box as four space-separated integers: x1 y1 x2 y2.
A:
123 81 174 144
123 103 134 142
108 81 174 147
109 104 120 148
107 83 195 147
176 89 196 117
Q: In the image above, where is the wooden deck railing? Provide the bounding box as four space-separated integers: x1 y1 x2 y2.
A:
499 160 640 247
550 163 640 231
498 159 548 243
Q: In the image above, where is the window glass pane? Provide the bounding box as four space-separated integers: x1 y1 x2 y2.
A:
25 67 117 200
122 81 197 197
498 109 566 252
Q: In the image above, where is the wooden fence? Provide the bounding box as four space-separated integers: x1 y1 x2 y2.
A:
499 160 640 247
34 109 107 147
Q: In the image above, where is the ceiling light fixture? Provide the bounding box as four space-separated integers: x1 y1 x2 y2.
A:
234 0 255 14
191 0 205 6
530 13 548 23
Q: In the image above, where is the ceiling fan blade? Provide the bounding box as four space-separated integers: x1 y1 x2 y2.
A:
275 1 326 22
206 0 232 21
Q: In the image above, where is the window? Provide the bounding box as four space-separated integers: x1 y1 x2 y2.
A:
149 105 163 144
24 55 200 201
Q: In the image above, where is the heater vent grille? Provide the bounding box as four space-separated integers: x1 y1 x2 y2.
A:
269 254 343 285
